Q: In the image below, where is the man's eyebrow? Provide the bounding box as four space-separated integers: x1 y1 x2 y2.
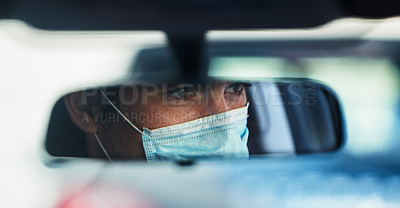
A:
242 82 253 87
165 83 201 88
226 81 253 87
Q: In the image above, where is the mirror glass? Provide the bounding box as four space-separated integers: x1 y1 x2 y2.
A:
45 78 344 162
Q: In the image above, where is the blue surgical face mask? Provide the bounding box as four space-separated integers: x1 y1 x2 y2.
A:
99 90 249 162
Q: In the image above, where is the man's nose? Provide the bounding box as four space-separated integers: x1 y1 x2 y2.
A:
205 90 228 116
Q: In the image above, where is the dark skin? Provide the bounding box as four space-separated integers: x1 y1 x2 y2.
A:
64 82 248 160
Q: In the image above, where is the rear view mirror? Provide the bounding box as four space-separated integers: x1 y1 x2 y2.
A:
45 79 345 162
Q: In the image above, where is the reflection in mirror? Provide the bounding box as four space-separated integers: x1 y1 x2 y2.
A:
45 79 344 162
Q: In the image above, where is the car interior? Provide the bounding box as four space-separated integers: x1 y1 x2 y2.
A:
2 0 400 207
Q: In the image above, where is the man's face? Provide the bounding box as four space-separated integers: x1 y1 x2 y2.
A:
68 81 249 160
115 82 248 129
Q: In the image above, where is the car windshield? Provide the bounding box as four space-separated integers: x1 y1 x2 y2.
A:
3 4 400 206
1 18 400 162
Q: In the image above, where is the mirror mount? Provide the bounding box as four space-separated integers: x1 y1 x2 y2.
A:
166 31 207 81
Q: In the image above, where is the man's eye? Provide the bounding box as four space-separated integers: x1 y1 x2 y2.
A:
168 87 196 99
225 83 248 95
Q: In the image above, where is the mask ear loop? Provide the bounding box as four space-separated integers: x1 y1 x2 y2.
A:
99 89 143 134
94 133 113 163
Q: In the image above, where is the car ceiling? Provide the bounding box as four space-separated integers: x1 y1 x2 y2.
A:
0 0 399 31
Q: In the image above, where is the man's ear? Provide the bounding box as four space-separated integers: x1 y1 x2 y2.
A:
64 92 99 134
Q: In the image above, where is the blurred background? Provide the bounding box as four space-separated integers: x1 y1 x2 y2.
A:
1 17 400 207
